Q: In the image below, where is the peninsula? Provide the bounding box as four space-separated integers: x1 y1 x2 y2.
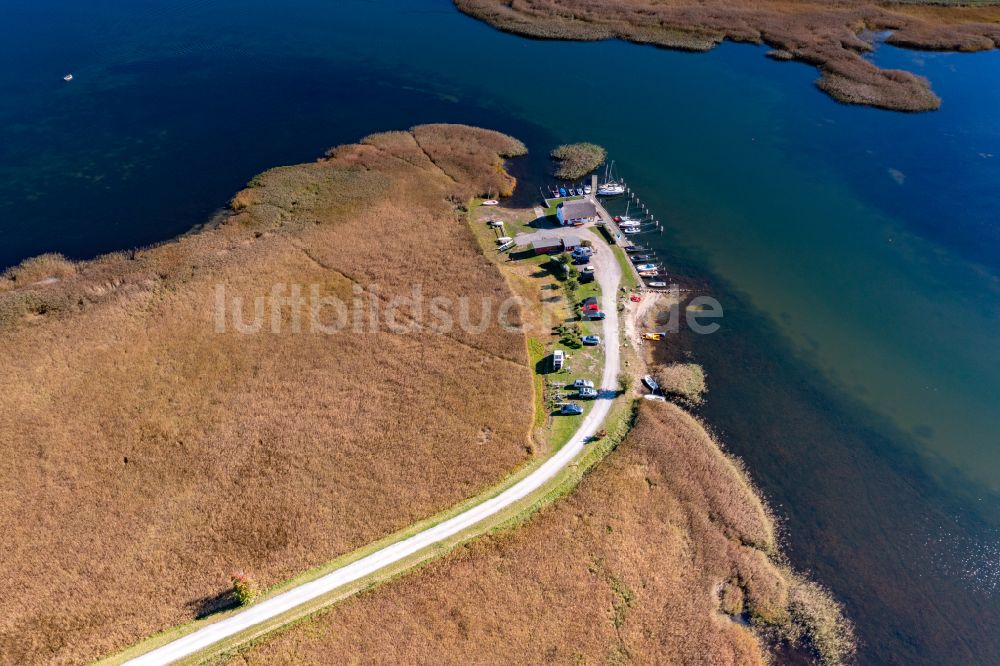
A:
1 125 850 665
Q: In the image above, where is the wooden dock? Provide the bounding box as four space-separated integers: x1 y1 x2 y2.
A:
587 194 644 285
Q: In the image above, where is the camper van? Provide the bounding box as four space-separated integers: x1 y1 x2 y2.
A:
552 349 565 371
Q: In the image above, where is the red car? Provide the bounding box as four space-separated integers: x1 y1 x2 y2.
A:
630 294 642 303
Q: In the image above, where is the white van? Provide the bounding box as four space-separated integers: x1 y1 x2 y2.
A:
552 349 565 370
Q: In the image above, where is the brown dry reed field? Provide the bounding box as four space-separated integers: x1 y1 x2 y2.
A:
222 401 854 666
0 124 536 665
455 0 1000 112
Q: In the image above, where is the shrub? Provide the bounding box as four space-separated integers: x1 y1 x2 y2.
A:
564 277 579 299
231 572 258 606
556 323 583 348
617 371 632 392
551 143 607 180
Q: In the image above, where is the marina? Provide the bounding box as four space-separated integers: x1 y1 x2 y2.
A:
543 164 669 291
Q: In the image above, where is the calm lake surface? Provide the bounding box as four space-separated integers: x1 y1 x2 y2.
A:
3 1 998 662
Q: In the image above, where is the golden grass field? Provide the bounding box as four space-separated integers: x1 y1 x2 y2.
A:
0 125 536 665
455 0 1000 111
220 401 854 666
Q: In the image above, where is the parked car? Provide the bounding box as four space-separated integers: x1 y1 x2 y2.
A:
560 403 583 415
573 255 590 265
582 265 595 273
572 379 594 389
578 387 598 399
572 246 593 258
579 272 595 284
585 311 606 320
582 335 601 346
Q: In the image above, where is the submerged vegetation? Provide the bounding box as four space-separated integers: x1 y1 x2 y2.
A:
551 142 607 180
455 0 1000 111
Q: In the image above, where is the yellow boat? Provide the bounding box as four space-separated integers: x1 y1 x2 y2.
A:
642 332 663 341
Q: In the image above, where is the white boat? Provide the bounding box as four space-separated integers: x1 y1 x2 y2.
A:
643 374 660 392
583 185 592 194
597 161 625 196
623 227 641 234
482 199 499 206
635 263 657 271
63 74 73 82
496 236 513 244
618 218 642 228
647 281 667 288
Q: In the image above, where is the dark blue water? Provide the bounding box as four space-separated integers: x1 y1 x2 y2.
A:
3 1 999 662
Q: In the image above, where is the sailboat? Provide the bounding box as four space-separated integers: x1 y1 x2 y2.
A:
617 200 643 226
597 161 625 196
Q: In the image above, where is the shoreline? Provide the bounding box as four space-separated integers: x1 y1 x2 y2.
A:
3 133 851 665
454 0 1000 112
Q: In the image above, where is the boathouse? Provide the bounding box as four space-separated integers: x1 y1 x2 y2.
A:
531 238 563 255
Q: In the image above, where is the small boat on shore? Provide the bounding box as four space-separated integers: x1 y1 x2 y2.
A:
482 199 499 206
647 281 668 288
583 184 592 194
642 333 663 341
643 374 660 392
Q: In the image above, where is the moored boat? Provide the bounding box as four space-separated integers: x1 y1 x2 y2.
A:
597 160 625 196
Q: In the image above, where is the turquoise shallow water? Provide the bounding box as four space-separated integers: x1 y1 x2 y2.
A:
2 1 999 662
